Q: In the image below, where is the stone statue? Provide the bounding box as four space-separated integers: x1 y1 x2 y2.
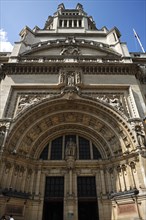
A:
135 125 146 148
76 71 81 84
67 73 75 86
65 138 76 157
59 71 65 84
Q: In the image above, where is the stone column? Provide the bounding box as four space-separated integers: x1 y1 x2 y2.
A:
11 165 19 189
116 165 122 191
35 166 42 196
64 139 77 220
105 168 112 193
100 169 106 194
62 20 64 28
3 162 11 188
129 161 137 188
96 169 101 196
27 169 33 193
17 166 25 191
7 164 14 189
121 164 127 191
0 161 5 187
29 170 35 194
21 167 28 192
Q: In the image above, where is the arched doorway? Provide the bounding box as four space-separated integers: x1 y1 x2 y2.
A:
3 96 136 220
40 134 101 220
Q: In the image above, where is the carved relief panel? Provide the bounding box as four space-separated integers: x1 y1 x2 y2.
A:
59 68 82 86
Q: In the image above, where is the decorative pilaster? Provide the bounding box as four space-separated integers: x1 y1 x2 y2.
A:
64 139 77 220
100 168 106 194
35 165 42 196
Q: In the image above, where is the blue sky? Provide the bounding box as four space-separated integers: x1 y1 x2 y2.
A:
0 0 146 52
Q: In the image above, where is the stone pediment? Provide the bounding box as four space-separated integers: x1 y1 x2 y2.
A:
20 38 121 59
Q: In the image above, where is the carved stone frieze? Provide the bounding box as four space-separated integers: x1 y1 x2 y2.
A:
96 94 127 115
60 46 81 56
16 94 52 115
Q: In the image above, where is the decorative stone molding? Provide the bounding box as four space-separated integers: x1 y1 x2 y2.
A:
5 97 136 160
1 63 138 76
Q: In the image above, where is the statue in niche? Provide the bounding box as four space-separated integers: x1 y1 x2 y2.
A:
59 71 65 84
67 73 75 86
135 125 146 148
76 71 81 84
0 126 6 148
65 138 76 157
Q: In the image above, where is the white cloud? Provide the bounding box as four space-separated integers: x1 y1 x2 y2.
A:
0 29 13 52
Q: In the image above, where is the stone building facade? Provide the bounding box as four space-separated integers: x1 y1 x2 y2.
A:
0 3 146 220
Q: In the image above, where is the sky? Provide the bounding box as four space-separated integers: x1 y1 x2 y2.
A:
0 0 146 52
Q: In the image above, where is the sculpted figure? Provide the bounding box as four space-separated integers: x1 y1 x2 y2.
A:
67 73 75 86
76 71 81 84
135 125 146 148
65 138 76 157
109 95 123 111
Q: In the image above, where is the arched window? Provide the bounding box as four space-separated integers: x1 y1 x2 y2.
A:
39 135 102 160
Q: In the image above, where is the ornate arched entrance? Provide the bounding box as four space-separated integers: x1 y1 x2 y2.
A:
1 93 139 220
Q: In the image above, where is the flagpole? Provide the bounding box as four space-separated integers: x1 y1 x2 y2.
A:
133 28 145 53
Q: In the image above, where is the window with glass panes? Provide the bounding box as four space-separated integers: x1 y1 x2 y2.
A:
39 135 102 160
